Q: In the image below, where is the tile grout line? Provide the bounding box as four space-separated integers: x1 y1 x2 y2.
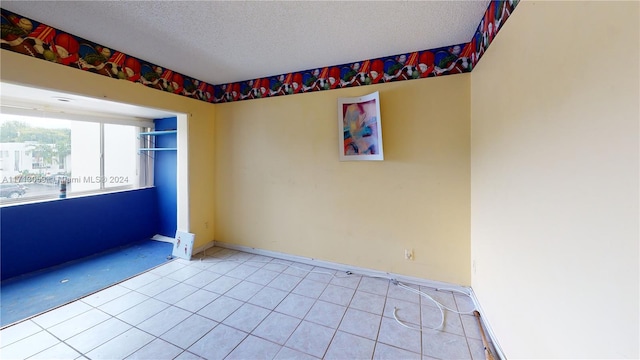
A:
77 261 218 358
140 253 298 358
227 254 314 359
376 280 392 359
189 254 302 358
453 294 476 360
4 247 483 360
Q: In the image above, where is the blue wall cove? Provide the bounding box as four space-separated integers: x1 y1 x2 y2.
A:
0 188 159 280
153 117 177 238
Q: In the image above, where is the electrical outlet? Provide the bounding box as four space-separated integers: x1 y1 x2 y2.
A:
404 249 414 260
205 221 209 229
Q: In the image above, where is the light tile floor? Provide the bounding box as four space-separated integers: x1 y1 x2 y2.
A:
0 247 496 360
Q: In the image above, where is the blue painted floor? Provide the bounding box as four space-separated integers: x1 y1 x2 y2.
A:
0 239 173 327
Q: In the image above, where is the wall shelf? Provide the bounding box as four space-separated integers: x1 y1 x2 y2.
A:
139 130 177 136
139 130 177 152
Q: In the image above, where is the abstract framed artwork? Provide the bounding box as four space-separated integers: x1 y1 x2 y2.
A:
338 91 384 161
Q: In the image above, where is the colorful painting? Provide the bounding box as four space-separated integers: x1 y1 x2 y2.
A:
1 1 518 104
338 92 383 161
172 231 195 260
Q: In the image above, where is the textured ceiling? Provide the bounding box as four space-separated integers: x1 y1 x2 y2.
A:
1 0 490 85
1 82 176 119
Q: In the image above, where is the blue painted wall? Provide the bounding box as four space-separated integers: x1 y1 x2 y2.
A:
153 117 177 238
0 188 159 280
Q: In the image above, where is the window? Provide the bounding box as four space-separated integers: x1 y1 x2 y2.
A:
0 112 153 204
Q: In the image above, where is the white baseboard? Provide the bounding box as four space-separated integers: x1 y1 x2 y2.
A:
192 240 215 256
151 234 175 243
210 240 469 294
468 288 506 360
200 241 506 359
208 241 504 357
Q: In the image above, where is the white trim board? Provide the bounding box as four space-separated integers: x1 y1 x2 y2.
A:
192 240 216 257
469 287 506 360
151 234 175 243
209 241 466 293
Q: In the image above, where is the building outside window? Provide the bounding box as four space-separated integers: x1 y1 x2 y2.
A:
0 113 152 203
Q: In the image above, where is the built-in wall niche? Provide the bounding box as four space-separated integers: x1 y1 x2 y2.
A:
151 117 178 237
0 82 189 250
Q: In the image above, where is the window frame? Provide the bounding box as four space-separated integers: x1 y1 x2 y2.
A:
0 106 155 206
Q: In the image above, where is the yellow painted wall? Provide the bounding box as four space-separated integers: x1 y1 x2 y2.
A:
216 75 471 285
471 1 639 358
0 51 216 248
